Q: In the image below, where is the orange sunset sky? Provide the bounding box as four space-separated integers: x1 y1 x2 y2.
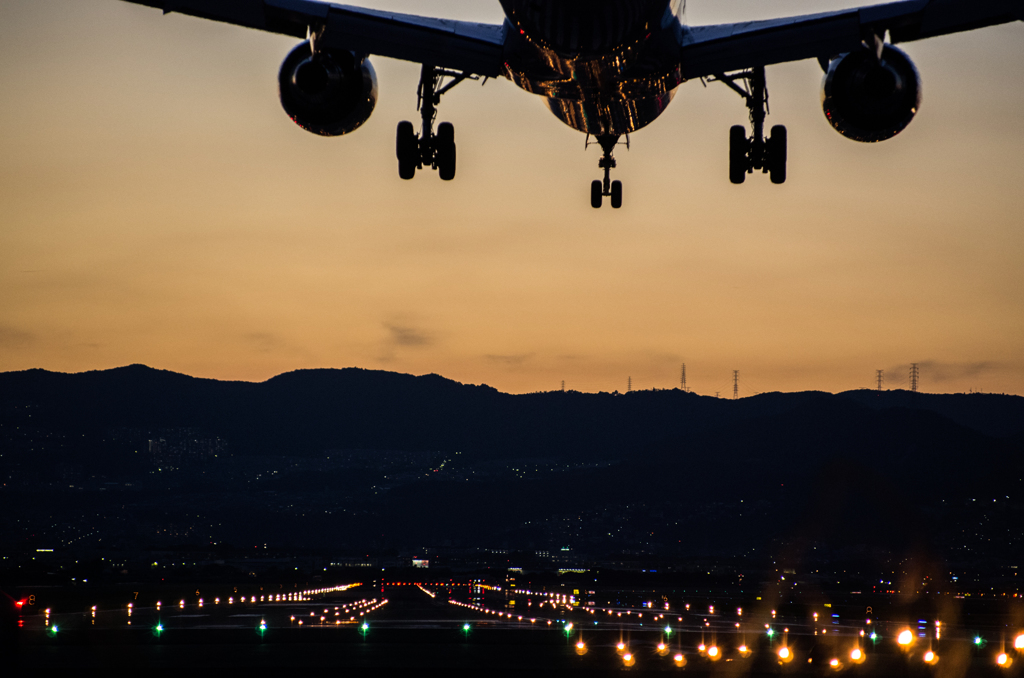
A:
1 0 1022 396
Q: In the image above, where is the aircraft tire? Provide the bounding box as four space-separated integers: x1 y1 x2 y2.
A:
729 125 748 184
768 125 787 184
611 180 623 209
437 122 456 181
591 180 603 208
397 121 417 180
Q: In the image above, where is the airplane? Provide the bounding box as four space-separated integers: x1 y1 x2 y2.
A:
120 0 1021 208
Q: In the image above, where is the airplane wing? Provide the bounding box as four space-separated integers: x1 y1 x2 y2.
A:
679 0 1023 79
122 0 507 77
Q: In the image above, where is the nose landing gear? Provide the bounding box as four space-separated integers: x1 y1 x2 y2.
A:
589 135 624 209
712 66 787 185
397 64 474 182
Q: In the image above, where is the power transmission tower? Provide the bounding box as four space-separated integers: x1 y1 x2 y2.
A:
733 370 739 399
561 380 565 392
627 376 632 392
876 370 884 391
681 364 687 392
910 363 919 392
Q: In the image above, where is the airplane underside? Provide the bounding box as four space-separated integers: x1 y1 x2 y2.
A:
122 0 1023 209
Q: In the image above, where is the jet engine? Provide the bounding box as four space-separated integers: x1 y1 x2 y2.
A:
821 44 921 143
279 41 377 137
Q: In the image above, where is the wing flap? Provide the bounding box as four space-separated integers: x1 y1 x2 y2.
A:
121 0 506 76
680 0 1022 79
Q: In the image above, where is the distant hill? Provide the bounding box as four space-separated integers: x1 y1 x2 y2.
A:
2 365 1022 559
2 364 1021 459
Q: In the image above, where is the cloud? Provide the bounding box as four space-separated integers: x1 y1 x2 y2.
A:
0 325 36 348
384 323 432 348
884 361 1006 386
244 332 286 354
485 353 533 367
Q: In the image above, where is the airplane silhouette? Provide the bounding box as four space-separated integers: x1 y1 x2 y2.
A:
122 0 1021 207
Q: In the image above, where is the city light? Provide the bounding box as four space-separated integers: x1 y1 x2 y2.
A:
924 651 937 664
850 648 864 663
575 640 587 656
898 630 914 646
1015 634 1024 651
708 646 720 660
997 653 1011 668
674 653 686 666
622 653 635 667
778 646 792 662
830 659 840 668
657 642 668 656
616 641 626 654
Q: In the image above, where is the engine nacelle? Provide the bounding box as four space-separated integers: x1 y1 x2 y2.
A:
279 41 377 137
821 44 921 143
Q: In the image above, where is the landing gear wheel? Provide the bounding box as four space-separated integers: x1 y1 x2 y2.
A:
729 125 748 185
436 122 456 181
610 180 623 209
767 125 787 184
396 121 417 180
591 180 603 209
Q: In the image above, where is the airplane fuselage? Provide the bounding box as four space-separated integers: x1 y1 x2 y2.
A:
498 0 687 137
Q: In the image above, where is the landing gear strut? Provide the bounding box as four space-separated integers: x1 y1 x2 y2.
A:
397 64 474 181
590 135 624 209
712 66 787 184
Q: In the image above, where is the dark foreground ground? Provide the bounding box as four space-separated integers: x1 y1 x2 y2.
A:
9 586 1024 678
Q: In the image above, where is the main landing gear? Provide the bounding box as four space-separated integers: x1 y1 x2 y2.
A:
397 64 474 181
590 135 624 209
711 66 787 185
